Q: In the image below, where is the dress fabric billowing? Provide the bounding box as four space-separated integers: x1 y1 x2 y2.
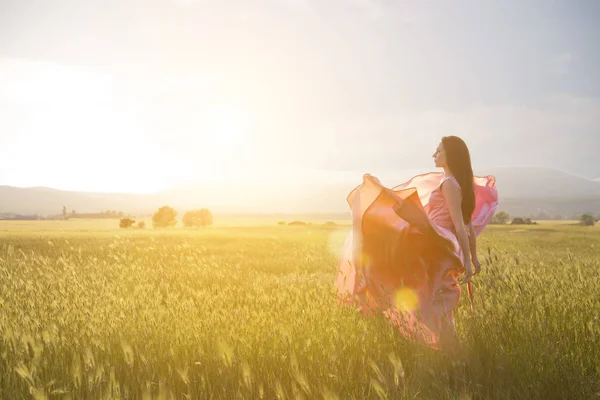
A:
335 172 498 347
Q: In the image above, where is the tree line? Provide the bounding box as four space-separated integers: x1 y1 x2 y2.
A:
119 206 213 229
491 211 597 226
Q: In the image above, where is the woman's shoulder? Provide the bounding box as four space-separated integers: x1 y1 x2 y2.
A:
440 175 461 193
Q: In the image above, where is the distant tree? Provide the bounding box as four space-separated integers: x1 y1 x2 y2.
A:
62 205 68 220
492 211 510 225
511 217 536 225
137 221 146 229
199 209 213 226
118 211 125 218
288 221 306 226
182 211 199 228
580 213 596 226
72 210 76 217
152 206 178 228
119 218 136 228
277 221 286 226
182 209 213 228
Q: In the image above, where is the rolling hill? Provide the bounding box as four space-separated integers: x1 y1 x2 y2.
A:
485 166 600 198
1 166 599 219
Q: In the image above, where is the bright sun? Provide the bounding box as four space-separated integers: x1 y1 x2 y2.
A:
211 109 246 148
3 57 258 192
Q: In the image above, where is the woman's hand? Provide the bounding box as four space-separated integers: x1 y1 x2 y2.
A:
462 260 474 284
473 257 482 275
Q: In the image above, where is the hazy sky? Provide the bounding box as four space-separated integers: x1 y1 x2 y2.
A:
1 0 599 193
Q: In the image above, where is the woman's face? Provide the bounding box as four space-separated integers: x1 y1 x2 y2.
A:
433 142 447 168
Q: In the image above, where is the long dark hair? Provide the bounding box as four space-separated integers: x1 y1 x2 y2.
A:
442 136 475 224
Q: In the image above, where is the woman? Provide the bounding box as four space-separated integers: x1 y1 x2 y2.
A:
335 136 498 347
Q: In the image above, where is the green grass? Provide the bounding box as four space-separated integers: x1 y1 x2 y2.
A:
0 221 599 399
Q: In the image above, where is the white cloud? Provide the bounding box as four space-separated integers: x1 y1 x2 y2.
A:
274 0 315 12
316 95 600 176
348 0 387 18
551 52 572 75
2 51 599 192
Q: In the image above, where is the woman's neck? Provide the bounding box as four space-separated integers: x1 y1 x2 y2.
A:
443 167 452 177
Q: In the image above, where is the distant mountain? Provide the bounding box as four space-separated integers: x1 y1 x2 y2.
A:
0 186 159 216
482 166 600 218
484 166 600 198
1 166 599 218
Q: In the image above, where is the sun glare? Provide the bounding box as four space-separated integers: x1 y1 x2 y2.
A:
2 56 260 193
165 106 253 186
211 109 246 148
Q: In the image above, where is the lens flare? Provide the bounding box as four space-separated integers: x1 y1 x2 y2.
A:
394 288 419 312
327 228 351 258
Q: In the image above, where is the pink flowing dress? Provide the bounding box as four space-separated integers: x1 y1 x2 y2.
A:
335 172 498 347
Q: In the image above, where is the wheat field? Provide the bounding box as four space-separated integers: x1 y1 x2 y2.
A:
0 221 599 399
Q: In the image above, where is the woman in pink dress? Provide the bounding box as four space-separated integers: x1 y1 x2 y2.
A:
335 136 498 348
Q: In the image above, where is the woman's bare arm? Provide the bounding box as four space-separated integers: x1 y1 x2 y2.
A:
441 180 473 282
467 223 481 274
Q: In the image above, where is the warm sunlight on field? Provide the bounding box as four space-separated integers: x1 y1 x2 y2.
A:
0 221 598 398
1 2 600 399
